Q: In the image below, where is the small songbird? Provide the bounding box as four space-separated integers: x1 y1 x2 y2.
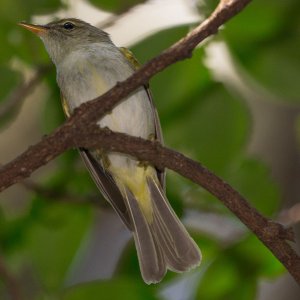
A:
19 18 201 284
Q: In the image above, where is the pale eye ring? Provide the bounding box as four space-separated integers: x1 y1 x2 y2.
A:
63 22 75 30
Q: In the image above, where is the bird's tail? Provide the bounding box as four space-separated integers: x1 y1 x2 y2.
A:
122 174 201 284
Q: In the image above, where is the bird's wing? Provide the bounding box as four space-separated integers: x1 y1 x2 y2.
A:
79 149 132 229
59 47 165 229
119 47 166 190
60 92 132 229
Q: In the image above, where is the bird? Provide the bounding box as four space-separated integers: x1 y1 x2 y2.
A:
19 18 201 284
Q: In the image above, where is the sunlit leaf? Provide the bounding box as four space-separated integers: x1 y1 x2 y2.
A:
235 235 285 278
165 83 249 173
131 26 211 123
88 0 146 13
224 0 300 101
197 255 240 299
24 199 92 290
226 158 280 216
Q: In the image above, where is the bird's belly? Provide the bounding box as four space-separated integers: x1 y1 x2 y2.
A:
99 88 154 171
60 63 154 139
59 59 155 171
99 89 153 138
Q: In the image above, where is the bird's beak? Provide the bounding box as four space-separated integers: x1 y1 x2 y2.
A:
18 22 48 35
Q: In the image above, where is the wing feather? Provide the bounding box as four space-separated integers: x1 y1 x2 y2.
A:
60 92 132 228
119 47 165 189
79 149 131 229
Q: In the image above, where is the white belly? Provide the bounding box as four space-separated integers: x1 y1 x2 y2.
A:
57 46 155 171
99 88 153 139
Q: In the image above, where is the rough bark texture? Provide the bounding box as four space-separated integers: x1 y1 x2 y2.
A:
1 0 300 285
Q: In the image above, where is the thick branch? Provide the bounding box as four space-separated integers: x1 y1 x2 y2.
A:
0 125 72 190
0 0 251 188
67 0 252 127
76 130 299 280
2 125 300 282
1 0 300 286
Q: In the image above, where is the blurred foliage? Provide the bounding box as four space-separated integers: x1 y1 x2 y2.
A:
62 278 157 300
196 235 284 299
0 0 299 299
23 200 92 291
89 0 147 13
223 0 300 101
0 67 21 102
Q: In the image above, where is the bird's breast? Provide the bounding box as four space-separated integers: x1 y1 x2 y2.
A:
57 50 155 140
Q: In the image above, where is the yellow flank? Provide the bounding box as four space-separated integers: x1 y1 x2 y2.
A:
114 165 155 223
119 47 141 70
60 61 109 118
60 93 71 117
88 62 108 95
60 58 155 222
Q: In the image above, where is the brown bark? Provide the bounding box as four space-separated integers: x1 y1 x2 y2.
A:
1 0 300 286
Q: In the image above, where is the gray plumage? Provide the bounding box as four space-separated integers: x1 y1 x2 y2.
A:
20 18 201 284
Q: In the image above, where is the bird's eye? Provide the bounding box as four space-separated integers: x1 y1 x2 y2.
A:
63 22 75 30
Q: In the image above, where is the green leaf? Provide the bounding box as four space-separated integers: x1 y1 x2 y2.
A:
22 0 62 16
62 278 157 300
196 232 283 300
224 1 290 51
192 235 220 262
247 40 300 100
197 255 240 299
0 0 62 20
226 158 280 216
0 213 31 254
88 0 146 13
132 26 190 60
131 26 211 123
0 66 21 102
0 0 62 65
117 241 141 280
224 0 300 101
196 234 284 299
164 83 249 174
24 199 92 290
234 235 285 278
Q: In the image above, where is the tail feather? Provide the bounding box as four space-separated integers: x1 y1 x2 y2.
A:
124 188 166 284
122 176 201 284
148 178 201 272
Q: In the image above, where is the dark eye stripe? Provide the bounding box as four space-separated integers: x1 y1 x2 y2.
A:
63 22 75 30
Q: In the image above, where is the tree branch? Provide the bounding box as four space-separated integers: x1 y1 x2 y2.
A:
70 0 253 127
0 0 251 188
1 0 300 285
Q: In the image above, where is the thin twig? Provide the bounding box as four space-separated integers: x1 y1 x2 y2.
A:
75 130 299 275
0 65 51 121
